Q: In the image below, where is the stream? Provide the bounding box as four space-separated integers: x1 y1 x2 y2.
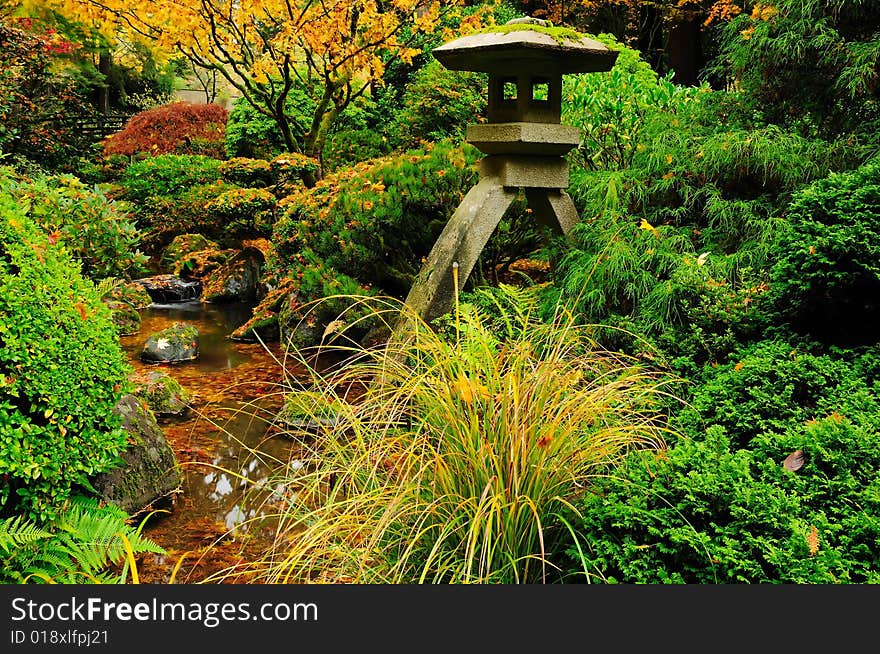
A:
118 301 303 583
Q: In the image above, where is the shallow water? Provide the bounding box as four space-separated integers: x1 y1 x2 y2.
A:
126 301 256 371
118 300 303 583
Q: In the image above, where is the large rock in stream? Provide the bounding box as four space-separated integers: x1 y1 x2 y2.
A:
134 274 202 304
92 394 182 514
202 249 263 303
141 322 199 363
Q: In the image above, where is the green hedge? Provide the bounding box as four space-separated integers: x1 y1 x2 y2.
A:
118 154 223 203
570 417 880 583
0 190 130 520
205 187 277 239
770 157 880 345
566 340 880 583
116 155 235 252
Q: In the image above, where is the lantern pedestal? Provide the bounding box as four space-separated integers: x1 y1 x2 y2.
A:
403 170 581 325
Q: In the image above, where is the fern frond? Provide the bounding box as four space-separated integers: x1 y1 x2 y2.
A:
95 276 123 299
0 514 52 553
2 496 165 584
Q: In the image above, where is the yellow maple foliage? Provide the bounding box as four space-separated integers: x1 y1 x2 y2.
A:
38 0 496 181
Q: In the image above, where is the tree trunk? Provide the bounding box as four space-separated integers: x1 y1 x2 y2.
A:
96 51 111 115
666 18 704 87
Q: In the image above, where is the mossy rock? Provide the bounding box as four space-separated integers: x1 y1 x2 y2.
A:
202 250 262 303
135 274 202 304
105 281 153 309
141 322 200 363
130 369 192 416
92 394 182 514
230 283 287 342
174 248 235 280
277 396 342 437
230 312 280 342
278 291 323 350
104 299 141 336
160 233 219 272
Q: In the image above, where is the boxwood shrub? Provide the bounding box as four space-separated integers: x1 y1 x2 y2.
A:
770 156 880 345
0 190 130 520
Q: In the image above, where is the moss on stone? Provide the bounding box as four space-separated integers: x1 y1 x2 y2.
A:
478 22 589 45
105 299 142 335
131 370 191 415
141 322 200 363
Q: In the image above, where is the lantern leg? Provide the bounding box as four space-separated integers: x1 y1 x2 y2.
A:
524 188 579 235
403 176 519 326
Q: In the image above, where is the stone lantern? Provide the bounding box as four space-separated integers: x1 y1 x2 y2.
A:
403 17 618 324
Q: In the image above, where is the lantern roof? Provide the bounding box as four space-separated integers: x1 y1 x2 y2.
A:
432 18 618 75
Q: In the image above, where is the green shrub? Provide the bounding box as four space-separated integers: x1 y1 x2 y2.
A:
218 157 274 188
769 157 880 346
322 129 391 173
137 181 239 252
388 59 486 150
204 187 277 239
0 190 130 521
117 155 236 252
272 140 483 300
118 154 223 203
562 34 702 172
269 153 319 191
549 40 864 359
673 339 864 450
0 169 147 280
568 411 880 583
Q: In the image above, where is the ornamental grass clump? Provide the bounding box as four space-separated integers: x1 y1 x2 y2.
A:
235 289 672 584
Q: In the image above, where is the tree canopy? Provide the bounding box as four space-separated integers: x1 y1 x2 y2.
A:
44 0 495 181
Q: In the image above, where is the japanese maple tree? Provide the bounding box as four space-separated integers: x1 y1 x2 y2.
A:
50 0 494 182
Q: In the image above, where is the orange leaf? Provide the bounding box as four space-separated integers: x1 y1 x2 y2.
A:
807 525 819 556
75 303 89 321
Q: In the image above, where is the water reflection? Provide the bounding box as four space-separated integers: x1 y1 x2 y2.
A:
224 505 250 531
204 471 234 500
120 300 296 556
